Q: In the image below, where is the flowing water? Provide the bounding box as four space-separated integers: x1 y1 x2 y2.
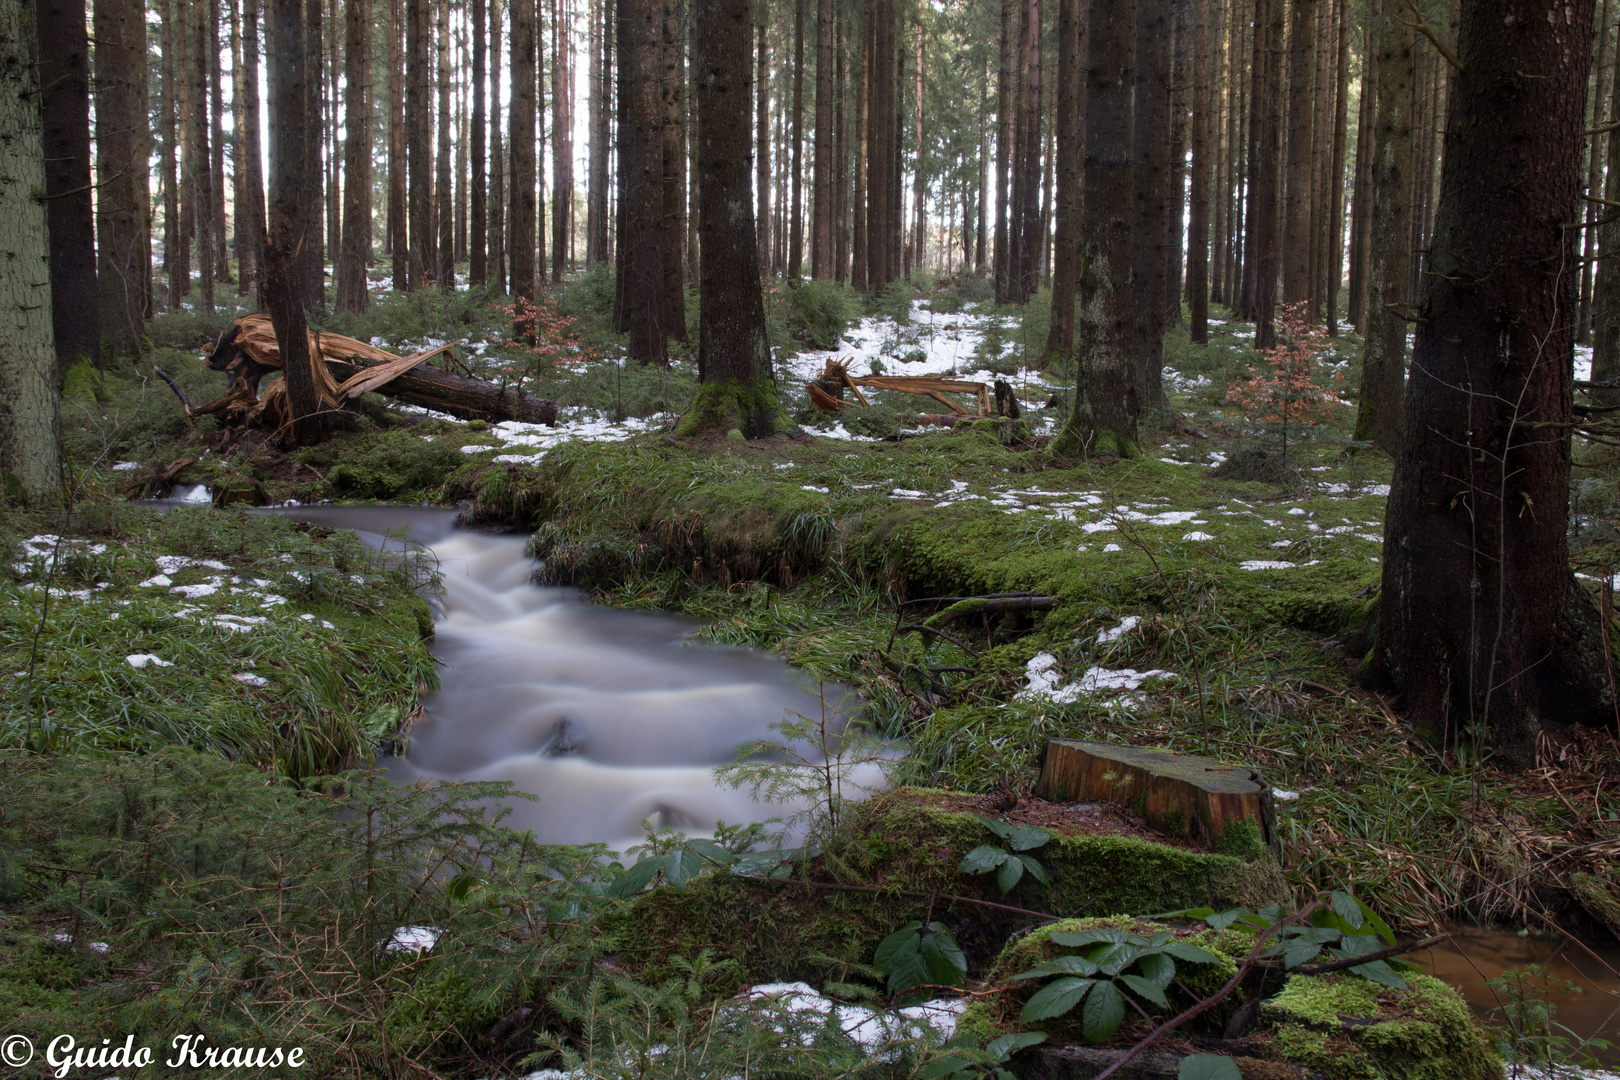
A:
269 505 873 853
265 505 1620 1059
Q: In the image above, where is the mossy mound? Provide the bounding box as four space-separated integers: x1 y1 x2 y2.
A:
1262 972 1504 1080
610 790 1286 992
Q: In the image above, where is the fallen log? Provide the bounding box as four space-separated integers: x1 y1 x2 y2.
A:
206 314 558 426
1034 740 1275 852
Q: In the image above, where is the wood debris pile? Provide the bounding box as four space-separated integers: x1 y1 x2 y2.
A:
809 357 1011 427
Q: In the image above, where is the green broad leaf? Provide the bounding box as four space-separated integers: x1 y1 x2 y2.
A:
1283 936 1324 969
445 871 478 903
996 854 1025 894
1356 898 1398 946
1334 932 1383 957
1119 973 1170 1008
920 930 968 984
1050 928 1127 949
1081 979 1126 1044
1161 943 1222 965
1014 853 1050 885
874 923 925 974
686 838 737 865
608 856 662 898
1020 976 1095 1022
1094 942 1141 977
1008 825 1051 852
1203 908 1247 931
985 1032 1047 1060
664 848 705 889
1347 957 1408 990
1179 1054 1244 1080
960 845 1009 875
1257 904 1284 923
916 1049 982 1080
768 862 794 880
1135 951 1176 989
1010 954 1101 981
1151 906 1215 920
1332 890 1366 930
973 814 1014 839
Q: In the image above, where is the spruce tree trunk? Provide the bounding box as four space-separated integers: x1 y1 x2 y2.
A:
588 0 610 268
789 0 805 277
336 0 371 312
1052 0 1139 460
756 21 772 276
0 0 60 504
472 0 488 284
490 0 506 291
621 0 669 362
95 0 150 352
811 0 834 277
1325 0 1348 333
1251 0 1284 348
1015 0 1041 302
210 0 229 281
1187 0 1210 342
300 0 323 308
242 0 268 303
851 15 868 291
389 0 408 290
1371 0 1611 763
1280 0 1315 308
993 0 1013 303
1044 0 1082 366
1593 0 1620 402
510 0 538 315
190 0 216 315
1345 13 1374 330
1352 0 1413 454
407 0 433 288
677 0 791 437
557 0 578 282
436 0 455 289
162 0 188 308
1166 0 1189 326
661 0 686 333
1132 0 1171 415
867 0 893 293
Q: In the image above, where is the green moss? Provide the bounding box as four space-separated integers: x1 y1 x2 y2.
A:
1263 973 1504 1080
611 792 1286 990
1215 816 1266 860
674 378 797 439
62 359 108 403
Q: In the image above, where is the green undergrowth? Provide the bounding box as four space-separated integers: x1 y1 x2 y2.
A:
610 790 1286 992
1 503 437 776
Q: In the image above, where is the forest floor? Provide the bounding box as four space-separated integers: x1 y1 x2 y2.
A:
5 266 1620 1075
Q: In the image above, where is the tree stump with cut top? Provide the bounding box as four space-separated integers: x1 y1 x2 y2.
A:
1034 740 1275 853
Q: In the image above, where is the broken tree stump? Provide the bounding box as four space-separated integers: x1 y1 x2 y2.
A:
1034 740 1276 853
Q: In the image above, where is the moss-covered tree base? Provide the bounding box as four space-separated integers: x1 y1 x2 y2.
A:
674 378 799 440
1049 423 1141 462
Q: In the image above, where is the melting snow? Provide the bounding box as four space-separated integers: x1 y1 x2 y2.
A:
126 654 174 669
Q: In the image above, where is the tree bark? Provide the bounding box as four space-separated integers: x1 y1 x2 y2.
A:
210 0 229 282
94 0 150 352
161 0 185 309
470 0 488 284
336 0 371 312
191 0 216 315
616 0 668 361
1052 0 1139 460
436 0 455 289
1595 6 1620 402
1045 0 1083 366
300 0 323 309
789 0 805 278
1351 0 1413 455
1187 0 1210 342
0 0 60 503
1166 0 1190 326
851 11 868 291
1251 0 1284 348
1132 0 1171 415
661 0 686 333
407 0 433 288
557 0 578 282
510 0 538 315
1370 0 1611 763
1345 12 1374 331
1280 0 1315 309
1325 0 1348 333
810 0 834 277
390 0 408 290
490 0 507 291
992 0 1013 303
677 0 791 437
1015 0 1041 302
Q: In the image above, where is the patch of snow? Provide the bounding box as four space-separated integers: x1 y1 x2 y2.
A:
1239 560 1297 571
233 672 269 687
1181 531 1215 542
171 581 222 599
1097 616 1140 644
174 483 211 503
802 485 829 493
459 444 497 454
126 654 174 669
112 461 140 471
1076 666 1175 692
1103 543 1122 552
1273 789 1301 801
385 926 440 954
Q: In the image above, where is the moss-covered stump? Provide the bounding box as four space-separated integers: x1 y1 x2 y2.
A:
610 791 1286 991
1260 973 1504 1080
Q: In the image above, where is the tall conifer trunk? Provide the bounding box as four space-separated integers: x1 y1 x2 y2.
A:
1045 0 1082 366
511 0 537 316
1187 0 1210 342
337 0 370 311
37 0 97 375
96 0 150 349
1132 0 1171 413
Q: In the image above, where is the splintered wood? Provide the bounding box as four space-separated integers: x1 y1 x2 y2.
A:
1034 739 1276 852
812 357 991 420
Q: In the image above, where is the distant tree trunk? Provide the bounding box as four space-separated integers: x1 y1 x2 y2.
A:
389 0 407 289
230 0 249 289
1578 0 1614 342
336 0 370 311
834 17 848 279
661 0 686 334
1345 12 1374 330
993 0 1013 302
471 0 488 284
1053 0 1139 460
210 0 229 282
811 0 833 277
1351 0 1413 454
436 0 455 289
677 0 791 437
264 0 323 445
161 0 187 309
407 0 433 287
1187 0 1210 342
1166 0 1190 326
788 0 804 277
243 0 268 302
1371 0 1610 764
1045 0 1082 366
868 0 894 292
455 19 468 264
192 0 216 315
755 21 771 274
620 0 668 362
0 0 60 504
1596 20 1620 401
556 0 577 283
300 0 323 308
1280 0 1315 309
1250 0 1284 348
1208 0 1226 305
1006 0 1027 299
95 0 149 353
490 0 506 291
1132 0 1170 415
1015 0 1040 302
914 23 926 275
510 0 537 318
851 12 868 291
1325 0 1348 333
587 0 608 268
